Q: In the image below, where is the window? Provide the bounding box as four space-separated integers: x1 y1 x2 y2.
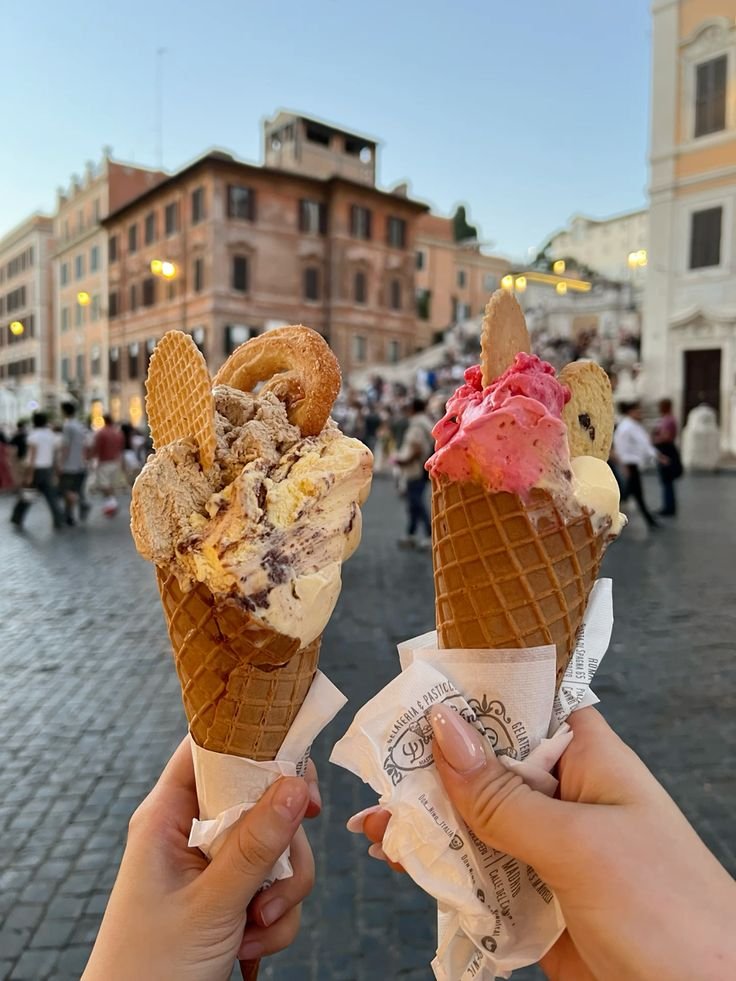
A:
109 346 120 382
303 266 320 301
232 255 249 292
76 354 85 382
109 290 119 318
75 254 85 279
93 199 101 223
77 209 84 233
61 307 70 332
416 288 431 320
191 187 205 224
128 224 138 254
299 199 327 234
128 342 140 379
695 55 727 138
353 335 367 363
193 257 204 293
75 303 84 327
167 280 176 301
457 269 466 288
145 211 157 245
389 279 402 311
415 249 426 270
350 205 372 240
191 327 206 355
484 273 497 291
90 245 100 272
225 324 256 355
91 294 101 321
228 185 256 221
387 217 406 249
90 345 101 376
142 277 156 307
306 122 330 146
109 235 118 263
165 202 179 236
130 283 138 311
689 206 722 269
388 339 401 363
60 262 69 286
145 338 156 369
61 357 70 382
354 271 367 304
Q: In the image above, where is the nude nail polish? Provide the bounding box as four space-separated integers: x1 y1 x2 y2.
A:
428 705 486 774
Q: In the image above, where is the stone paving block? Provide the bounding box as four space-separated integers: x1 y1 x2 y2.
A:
3 905 44 932
28 918 76 950
7 947 58 980
0 927 32 961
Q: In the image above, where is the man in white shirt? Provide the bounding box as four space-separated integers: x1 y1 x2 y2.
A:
17 412 64 530
612 402 659 529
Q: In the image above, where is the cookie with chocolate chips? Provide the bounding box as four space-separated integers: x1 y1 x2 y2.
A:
558 361 614 461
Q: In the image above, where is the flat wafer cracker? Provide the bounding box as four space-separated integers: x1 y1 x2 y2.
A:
145 331 216 470
481 290 531 386
559 361 614 460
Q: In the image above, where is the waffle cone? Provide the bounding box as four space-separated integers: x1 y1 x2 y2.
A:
431 476 607 682
156 569 320 761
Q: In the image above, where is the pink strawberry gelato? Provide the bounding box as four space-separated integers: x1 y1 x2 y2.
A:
427 354 574 498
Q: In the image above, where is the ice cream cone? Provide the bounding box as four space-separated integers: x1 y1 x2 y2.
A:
157 569 320 761
431 475 607 682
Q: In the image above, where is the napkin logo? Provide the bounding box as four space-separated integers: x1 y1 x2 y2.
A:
481 935 498 953
466 695 518 758
383 715 433 785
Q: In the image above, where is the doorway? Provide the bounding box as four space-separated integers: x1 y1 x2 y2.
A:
683 348 721 423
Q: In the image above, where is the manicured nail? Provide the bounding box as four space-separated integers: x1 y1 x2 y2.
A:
346 805 381 833
428 706 486 774
239 941 265 960
272 778 309 821
307 779 322 811
260 896 287 927
368 843 388 862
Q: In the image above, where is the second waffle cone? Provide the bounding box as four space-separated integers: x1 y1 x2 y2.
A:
431 475 606 683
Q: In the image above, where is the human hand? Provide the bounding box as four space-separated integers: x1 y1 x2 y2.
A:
351 707 736 981
83 738 317 981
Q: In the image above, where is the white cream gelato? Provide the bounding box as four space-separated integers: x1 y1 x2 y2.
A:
570 455 626 536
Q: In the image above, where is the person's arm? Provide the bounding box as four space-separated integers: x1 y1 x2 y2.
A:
395 427 421 466
83 738 317 981
25 435 37 481
353 707 736 981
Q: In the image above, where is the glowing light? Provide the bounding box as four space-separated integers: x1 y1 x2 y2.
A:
556 282 568 295
514 276 527 292
553 259 566 274
90 400 105 430
129 395 143 427
150 259 163 275
161 261 176 279
637 249 647 267
10 321 24 336
77 291 91 306
501 274 514 290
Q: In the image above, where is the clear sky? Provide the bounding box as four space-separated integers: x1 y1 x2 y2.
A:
5 0 651 260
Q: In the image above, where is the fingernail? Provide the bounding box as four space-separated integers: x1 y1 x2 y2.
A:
272 778 309 821
307 780 322 811
346 804 381 834
260 896 287 927
239 941 264 960
368 843 388 862
429 706 486 774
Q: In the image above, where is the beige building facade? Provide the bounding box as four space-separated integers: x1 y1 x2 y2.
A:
53 155 165 420
644 0 736 452
546 208 648 282
415 213 510 348
0 214 54 427
103 125 427 419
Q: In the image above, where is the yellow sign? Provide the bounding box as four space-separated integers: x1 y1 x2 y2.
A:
10 321 24 336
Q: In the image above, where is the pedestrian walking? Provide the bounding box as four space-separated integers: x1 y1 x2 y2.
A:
9 419 28 487
612 401 660 529
395 398 434 549
11 412 64 530
58 401 89 525
652 398 682 517
93 414 125 516
0 432 14 490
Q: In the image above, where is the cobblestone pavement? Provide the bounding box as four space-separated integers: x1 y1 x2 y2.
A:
1 473 734 981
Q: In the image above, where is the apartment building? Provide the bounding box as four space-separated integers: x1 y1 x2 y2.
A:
645 0 736 451
414 213 510 348
103 115 427 420
546 208 649 283
0 215 54 427
54 154 164 420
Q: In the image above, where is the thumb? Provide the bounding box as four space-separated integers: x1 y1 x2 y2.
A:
429 705 579 877
199 776 309 915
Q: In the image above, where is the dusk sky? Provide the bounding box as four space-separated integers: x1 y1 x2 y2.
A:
5 0 651 260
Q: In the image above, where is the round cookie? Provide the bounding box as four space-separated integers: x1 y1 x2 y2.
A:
558 361 614 461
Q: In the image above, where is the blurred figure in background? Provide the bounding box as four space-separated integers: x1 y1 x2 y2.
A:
652 397 682 517
12 412 64 530
613 401 660 530
121 422 144 484
0 432 14 490
93 414 125 516
59 401 89 525
395 397 434 550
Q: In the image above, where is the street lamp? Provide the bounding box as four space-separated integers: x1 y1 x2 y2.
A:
10 321 24 336
627 249 647 269
553 259 566 275
77 291 91 306
501 274 514 291
555 282 568 296
514 276 527 292
151 258 177 279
